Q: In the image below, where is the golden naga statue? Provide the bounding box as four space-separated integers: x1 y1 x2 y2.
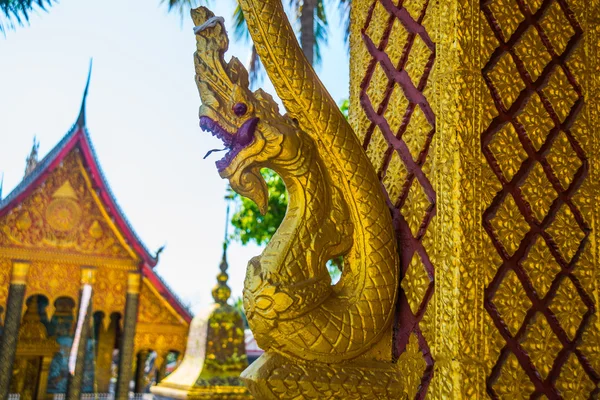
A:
192 3 402 398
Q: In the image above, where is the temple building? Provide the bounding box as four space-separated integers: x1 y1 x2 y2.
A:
0 76 192 398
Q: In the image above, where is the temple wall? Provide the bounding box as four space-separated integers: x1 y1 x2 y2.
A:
351 0 600 397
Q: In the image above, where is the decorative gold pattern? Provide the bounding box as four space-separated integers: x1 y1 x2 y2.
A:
10 261 30 285
24 260 79 316
127 272 141 294
192 4 401 397
349 0 600 397
521 313 562 379
492 352 535 399
0 143 191 397
138 278 185 325
0 151 136 261
135 278 189 361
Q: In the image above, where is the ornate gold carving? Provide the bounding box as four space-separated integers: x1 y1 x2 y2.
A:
134 327 188 357
0 246 139 269
138 278 186 325
23 260 79 316
94 267 127 317
10 261 30 285
193 3 400 397
46 182 82 233
0 151 136 261
0 258 10 308
16 296 59 357
80 266 96 286
356 0 600 397
127 272 141 294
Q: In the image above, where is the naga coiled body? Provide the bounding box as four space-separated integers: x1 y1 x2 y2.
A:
192 3 402 397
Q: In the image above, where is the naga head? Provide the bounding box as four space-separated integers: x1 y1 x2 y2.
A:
192 7 300 215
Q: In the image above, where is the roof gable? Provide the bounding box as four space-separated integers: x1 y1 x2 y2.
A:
0 126 158 266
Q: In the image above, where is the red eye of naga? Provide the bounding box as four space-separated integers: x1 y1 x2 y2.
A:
233 102 248 117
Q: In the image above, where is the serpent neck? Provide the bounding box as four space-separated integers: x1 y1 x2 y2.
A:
264 135 334 286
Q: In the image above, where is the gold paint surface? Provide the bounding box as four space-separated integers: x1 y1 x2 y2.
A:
80 266 96 286
348 0 600 398
135 278 190 357
192 4 401 397
0 151 137 261
127 272 141 294
0 146 190 377
188 0 600 396
10 261 30 285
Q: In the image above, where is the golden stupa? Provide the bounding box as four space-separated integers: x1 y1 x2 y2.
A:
151 240 251 399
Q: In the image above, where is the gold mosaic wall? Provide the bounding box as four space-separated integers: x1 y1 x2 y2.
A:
134 278 188 357
350 0 600 397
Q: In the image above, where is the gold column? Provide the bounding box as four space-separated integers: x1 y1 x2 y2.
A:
95 313 118 392
36 356 52 400
134 349 149 393
115 272 141 400
350 0 600 398
66 266 96 400
0 260 30 400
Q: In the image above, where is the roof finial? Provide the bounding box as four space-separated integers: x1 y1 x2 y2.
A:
76 59 93 128
24 137 40 177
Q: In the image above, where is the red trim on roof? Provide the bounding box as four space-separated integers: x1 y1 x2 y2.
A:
0 127 157 267
76 130 158 267
0 126 193 322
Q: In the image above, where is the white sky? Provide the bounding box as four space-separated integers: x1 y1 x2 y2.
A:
0 0 350 314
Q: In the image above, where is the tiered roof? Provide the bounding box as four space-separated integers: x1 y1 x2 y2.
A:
0 67 192 323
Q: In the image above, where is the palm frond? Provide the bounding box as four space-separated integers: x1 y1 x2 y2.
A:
233 5 264 87
0 0 56 34
336 0 351 48
232 4 250 42
314 0 328 66
161 0 209 18
247 45 264 88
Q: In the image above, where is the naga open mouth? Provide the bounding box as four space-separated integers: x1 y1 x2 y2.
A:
200 116 260 172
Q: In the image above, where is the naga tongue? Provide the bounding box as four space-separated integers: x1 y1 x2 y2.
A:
203 148 228 159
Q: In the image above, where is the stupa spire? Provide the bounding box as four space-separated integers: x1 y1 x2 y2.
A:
76 59 93 129
212 201 231 304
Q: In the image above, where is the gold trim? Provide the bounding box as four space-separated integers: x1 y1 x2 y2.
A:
0 247 138 270
136 323 189 335
11 260 30 285
81 266 97 285
127 273 141 294
76 156 141 262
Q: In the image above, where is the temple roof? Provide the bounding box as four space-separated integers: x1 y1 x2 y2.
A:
0 68 193 323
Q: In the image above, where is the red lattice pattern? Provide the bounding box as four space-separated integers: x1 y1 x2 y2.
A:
481 0 599 397
360 0 436 397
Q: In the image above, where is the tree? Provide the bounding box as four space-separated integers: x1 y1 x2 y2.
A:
0 0 54 33
228 99 350 282
232 0 351 83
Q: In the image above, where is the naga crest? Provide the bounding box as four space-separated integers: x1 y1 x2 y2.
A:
192 7 302 215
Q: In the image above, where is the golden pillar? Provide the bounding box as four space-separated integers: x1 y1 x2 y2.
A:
115 272 141 400
134 349 149 393
36 356 53 400
96 313 119 392
66 266 96 400
350 0 600 397
0 260 30 400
